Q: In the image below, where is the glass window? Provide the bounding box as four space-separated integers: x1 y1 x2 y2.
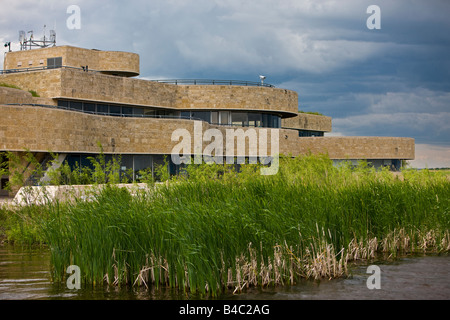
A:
122 107 133 116
0 152 8 172
109 105 121 115
154 110 166 116
58 100 69 109
70 101 82 111
0 178 8 191
65 154 82 169
191 111 210 123
271 115 280 128
134 155 153 172
133 108 144 116
97 104 108 114
248 113 262 127
180 111 191 119
144 110 156 116
260 114 281 128
80 155 92 169
219 111 230 125
169 111 181 118
262 114 270 127
120 155 133 169
84 103 95 113
232 112 248 127
211 112 219 124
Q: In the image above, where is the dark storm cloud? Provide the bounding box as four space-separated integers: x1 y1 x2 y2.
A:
1 0 449 166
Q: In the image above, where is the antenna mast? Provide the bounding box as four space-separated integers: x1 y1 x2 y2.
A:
19 25 56 50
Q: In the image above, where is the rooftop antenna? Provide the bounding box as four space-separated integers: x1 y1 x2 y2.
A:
18 26 56 51
49 29 56 45
19 30 26 49
51 20 56 46
28 30 33 50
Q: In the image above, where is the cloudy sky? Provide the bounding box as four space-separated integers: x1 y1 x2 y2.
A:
1 0 449 168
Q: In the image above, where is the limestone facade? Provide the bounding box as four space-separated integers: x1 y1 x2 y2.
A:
1 67 299 117
3 45 139 77
0 104 414 160
281 113 332 133
0 45 415 194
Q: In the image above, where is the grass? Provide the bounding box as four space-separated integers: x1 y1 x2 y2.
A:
1 154 449 296
298 110 324 116
0 82 22 90
0 82 39 97
28 90 40 97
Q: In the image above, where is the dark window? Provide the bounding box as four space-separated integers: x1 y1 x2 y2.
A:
133 108 144 116
134 155 152 172
271 115 280 128
262 114 270 127
170 111 181 118
109 105 121 115
66 154 82 170
80 155 93 169
219 111 230 125
298 130 324 137
84 103 95 113
122 107 133 116
180 111 191 119
0 178 8 191
211 112 219 124
70 101 82 110
58 100 69 108
144 110 156 116
248 113 262 127
47 57 62 69
191 111 210 123
232 112 248 127
0 152 8 172
120 156 132 168
97 104 108 114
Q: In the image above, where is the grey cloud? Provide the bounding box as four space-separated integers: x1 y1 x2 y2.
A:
1 0 449 163
333 111 450 146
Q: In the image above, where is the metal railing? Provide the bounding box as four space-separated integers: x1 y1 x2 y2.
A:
149 79 275 88
4 103 204 121
1 66 275 88
3 103 282 128
0 65 99 75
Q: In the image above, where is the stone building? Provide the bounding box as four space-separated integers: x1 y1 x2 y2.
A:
0 45 415 195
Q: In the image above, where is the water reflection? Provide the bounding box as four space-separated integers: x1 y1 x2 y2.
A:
0 245 449 300
222 254 450 300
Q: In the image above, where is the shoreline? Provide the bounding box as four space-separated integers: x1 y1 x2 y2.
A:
1 157 448 296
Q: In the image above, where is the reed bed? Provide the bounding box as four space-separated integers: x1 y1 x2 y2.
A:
25 154 450 296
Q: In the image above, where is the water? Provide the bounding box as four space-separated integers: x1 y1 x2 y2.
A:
0 245 449 300
223 255 450 300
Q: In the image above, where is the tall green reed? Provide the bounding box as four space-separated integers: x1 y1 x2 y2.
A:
37 154 449 296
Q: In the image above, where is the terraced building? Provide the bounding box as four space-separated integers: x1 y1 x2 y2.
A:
0 45 415 195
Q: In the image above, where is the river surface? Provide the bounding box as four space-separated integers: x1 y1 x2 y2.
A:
0 245 449 300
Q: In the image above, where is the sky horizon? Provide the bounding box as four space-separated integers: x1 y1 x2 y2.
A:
1 0 449 168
